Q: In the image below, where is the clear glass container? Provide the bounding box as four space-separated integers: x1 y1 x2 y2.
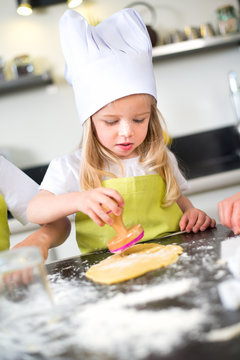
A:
0 247 53 316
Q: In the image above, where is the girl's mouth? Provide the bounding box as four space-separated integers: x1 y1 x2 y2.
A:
117 143 133 151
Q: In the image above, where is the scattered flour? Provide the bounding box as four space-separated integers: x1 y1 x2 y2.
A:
73 304 205 359
0 277 206 360
103 278 195 307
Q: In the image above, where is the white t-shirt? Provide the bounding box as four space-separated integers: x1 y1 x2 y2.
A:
40 149 189 195
0 156 39 224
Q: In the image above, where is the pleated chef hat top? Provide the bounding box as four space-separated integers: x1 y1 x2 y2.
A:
59 8 157 124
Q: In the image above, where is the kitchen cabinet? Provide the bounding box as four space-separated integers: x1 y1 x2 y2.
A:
0 70 53 95
152 32 240 60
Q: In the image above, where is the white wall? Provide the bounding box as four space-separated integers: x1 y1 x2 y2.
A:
1 0 240 167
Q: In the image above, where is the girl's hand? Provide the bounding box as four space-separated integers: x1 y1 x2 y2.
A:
179 208 216 233
218 192 240 234
77 187 124 227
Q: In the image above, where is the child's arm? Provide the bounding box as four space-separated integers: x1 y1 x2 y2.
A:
27 188 125 227
218 191 240 234
12 217 71 261
177 194 216 233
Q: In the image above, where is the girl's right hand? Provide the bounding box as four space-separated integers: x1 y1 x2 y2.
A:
77 187 124 227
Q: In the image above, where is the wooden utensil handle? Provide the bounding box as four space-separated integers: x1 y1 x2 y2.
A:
103 206 128 235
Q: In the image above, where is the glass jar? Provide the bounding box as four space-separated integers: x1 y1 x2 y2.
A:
216 5 239 35
0 247 53 316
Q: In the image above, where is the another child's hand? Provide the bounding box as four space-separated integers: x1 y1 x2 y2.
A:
13 218 71 262
13 237 49 261
179 208 216 233
78 187 124 227
218 192 240 234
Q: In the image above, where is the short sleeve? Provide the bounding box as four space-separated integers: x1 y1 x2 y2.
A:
40 151 81 194
0 156 39 224
167 150 189 193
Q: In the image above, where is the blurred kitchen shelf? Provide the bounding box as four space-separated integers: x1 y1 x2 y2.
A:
152 33 240 60
0 71 53 95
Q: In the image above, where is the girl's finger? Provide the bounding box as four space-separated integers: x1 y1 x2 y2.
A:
185 211 198 232
100 188 125 209
87 209 105 227
95 204 114 225
199 216 211 231
179 214 188 231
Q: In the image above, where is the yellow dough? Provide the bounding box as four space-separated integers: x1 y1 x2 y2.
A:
85 243 183 284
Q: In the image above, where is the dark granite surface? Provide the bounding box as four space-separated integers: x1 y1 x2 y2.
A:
46 225 240 360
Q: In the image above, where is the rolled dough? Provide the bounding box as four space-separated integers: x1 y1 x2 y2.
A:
85 243 183 284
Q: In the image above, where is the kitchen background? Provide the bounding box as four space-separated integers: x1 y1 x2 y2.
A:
1 0 240 261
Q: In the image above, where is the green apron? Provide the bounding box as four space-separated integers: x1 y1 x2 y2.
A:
75 174 183 254
0 194 10 252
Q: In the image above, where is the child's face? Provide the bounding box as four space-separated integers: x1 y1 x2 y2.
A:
92 94 151 159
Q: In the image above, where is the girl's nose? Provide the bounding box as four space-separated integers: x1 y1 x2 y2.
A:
118 120 132 137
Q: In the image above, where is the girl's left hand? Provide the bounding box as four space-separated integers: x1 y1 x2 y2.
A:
179 208 216 233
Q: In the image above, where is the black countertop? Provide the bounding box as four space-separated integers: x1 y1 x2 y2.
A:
46 225 240 360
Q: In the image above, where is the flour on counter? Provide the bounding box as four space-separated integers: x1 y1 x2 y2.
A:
102 278 195 307
0 277 206 360
73 304 205 359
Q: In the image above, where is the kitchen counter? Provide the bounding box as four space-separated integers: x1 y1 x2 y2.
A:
185 167 240 195
45 225 240 360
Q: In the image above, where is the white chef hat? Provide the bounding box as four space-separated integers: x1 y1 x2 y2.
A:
59 8 157 124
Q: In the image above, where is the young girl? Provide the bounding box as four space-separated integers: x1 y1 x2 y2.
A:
27 8 215 255
0 156 70 259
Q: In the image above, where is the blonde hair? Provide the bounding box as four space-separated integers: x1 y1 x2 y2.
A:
79 98 181 207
